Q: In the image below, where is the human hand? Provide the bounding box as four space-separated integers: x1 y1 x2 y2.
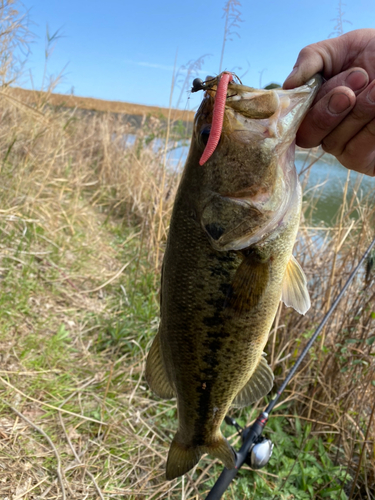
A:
283 29 375 176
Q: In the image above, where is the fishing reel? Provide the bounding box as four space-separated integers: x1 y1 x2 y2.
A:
224 416 274 470
247 436 274 469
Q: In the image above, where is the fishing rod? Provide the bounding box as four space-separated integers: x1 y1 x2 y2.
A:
205 235 375 500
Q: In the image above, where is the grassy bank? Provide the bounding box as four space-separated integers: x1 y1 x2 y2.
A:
0 82 374 500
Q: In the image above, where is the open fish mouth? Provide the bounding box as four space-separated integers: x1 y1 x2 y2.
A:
226 75 322 144
195 73 322 163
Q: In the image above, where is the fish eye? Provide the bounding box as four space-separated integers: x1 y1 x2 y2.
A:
200 126 211 146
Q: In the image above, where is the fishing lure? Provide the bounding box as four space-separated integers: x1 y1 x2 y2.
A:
199 72 233 166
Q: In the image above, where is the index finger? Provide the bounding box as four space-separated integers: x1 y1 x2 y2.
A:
313 68 368 101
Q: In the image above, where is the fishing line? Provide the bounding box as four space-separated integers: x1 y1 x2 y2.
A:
205 235 375 500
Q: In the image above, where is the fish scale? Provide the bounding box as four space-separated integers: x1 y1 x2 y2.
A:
146 73 322 480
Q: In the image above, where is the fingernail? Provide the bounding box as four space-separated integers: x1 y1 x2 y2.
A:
367 85 375 104
328 93 351 114
345 70 368 92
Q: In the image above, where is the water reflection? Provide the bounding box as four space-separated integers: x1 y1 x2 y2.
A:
296 149 374 226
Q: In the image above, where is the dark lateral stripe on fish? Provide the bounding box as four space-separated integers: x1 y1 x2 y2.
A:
208 264 231 279
202 314 223 327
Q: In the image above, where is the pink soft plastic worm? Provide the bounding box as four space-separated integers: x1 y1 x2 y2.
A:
199 72 233 166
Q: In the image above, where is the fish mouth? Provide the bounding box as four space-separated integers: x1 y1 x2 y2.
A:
195 74 322 153
226 75 322 145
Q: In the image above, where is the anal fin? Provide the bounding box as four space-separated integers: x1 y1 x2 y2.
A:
281 254 310 315
202 435 236 471
231 354 274 408
145 331 174 399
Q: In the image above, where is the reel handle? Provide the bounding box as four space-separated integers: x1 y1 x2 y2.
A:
205 413 268 500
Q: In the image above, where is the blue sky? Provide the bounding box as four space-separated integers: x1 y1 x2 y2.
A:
17 0 375 110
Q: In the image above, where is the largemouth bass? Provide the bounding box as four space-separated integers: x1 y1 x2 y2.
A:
146 72 321 480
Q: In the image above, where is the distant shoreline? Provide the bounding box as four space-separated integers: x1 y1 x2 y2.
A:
5 86 195 123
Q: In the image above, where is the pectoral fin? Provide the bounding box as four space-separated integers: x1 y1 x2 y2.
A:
224 251 270 313
281 255 310 315
231 354 274 408
145 331 175 399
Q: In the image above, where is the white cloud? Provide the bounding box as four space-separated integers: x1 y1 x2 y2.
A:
138 61 175 70
124 59 208 75
124 59 174 71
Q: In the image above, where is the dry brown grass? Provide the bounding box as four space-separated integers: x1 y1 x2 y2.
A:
0 52 184 498
7 86 195 123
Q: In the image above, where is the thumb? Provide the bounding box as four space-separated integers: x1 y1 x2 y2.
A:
283 45 327 89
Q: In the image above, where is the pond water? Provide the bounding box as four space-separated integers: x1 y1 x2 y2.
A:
295 149 374 226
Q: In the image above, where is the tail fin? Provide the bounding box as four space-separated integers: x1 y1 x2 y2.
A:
166 436 202 480
166 432 236 480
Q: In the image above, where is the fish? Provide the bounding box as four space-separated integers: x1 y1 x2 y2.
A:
146 72 321 480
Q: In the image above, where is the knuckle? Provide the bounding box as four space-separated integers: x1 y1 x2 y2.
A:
297 46 314 59
340 154 375 177
312 115 331 133
339 145 356 164
321 135 343 156
295 44 321 65
350 105 371 123
364 119 375 138
339 119 375 175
